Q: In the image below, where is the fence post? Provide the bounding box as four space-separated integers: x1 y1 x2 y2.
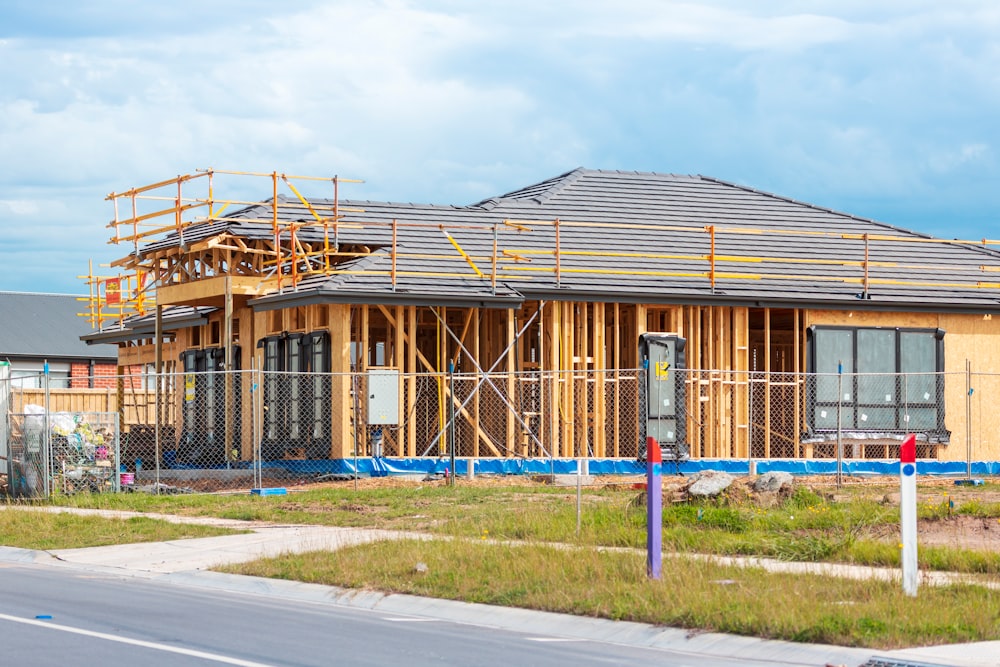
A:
836 362 843 488
449 362 456 486
966 360 973 480
252 364 261 491
43 361 51 499
748 370 755 473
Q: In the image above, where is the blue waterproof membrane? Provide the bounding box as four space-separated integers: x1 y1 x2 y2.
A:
158 452 999 478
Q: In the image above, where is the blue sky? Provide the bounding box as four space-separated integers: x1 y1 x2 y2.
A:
1 1 998 294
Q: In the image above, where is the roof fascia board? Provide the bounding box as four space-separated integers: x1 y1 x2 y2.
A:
516 287 1000 315
249 289 523 312
80 313 208 345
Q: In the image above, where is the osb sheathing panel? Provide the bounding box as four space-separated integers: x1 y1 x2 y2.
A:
808 309 1000 462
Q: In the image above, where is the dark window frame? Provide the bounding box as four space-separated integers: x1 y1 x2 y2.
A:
178 346 241 465
806 325 947 440
259 331 331 459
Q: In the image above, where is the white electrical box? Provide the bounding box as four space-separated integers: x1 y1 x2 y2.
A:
367 368 400 425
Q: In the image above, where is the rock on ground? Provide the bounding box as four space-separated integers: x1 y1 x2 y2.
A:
752 471 794 493
687 471 735 497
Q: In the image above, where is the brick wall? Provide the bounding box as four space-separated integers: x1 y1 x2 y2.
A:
69 362 144 389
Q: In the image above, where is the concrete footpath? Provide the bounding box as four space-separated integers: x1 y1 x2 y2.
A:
1 505 997 667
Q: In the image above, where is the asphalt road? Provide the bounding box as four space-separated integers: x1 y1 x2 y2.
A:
1 562 775 667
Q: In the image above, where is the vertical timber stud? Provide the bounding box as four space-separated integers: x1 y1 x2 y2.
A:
592 303 605 457
794 309 803 458
329 304 353 458
563 303 576 457
900 433 918 596
407 306 417 457
689 307 701 457
224 276 234 463
763 307 772 459
704 307 713 458
472 309 481 459
635 304 647 457
733 307 749 458
580 303 589 456
613 303 621 457
239 310 254 460
547 302 559 461
506 308 516 457
154 304 163 484
394 305 404 456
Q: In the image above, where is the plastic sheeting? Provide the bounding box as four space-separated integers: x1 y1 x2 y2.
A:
253 457 999 478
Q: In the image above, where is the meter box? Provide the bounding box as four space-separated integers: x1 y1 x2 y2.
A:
367 368 400 425
639 333 687 458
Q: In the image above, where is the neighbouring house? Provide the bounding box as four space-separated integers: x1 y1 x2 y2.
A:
80 168 1000 471
0 292 118 388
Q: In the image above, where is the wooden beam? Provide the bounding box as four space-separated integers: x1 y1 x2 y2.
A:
472 309 481 458
733 306 749 458
360 305 369 372
764 306 772 459
394 305 404 456
376 305 502 456
795 308 807 458
239 305 255 460
612 302 621 457
328 303 353 458
593 302 606 457
563 302 575 457
506 308 517 457
407 306 417 456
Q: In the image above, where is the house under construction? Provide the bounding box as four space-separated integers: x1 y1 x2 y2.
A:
81 168 1000 473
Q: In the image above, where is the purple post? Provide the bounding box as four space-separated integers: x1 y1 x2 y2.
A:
646 436 662 579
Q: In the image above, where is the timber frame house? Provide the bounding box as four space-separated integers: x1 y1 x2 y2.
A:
82 168 1000 466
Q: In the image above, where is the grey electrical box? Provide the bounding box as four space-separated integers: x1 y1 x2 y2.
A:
638 333 687 460
367 368 400 425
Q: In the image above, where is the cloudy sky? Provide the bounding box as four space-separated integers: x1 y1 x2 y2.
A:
1 1 998 294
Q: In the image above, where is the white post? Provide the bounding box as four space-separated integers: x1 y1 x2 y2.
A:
900 433 918 597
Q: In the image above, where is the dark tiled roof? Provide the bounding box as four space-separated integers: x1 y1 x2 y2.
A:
133 169 1000 313
80 306 215 344
0 292 118 360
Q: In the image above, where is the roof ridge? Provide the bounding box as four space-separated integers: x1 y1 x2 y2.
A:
697 175 1000 260
473 167 588 208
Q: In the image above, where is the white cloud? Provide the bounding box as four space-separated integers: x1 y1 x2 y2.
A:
1 0 999 292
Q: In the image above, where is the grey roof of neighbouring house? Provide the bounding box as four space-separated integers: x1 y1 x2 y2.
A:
0 292 118 361
126 168 1000 314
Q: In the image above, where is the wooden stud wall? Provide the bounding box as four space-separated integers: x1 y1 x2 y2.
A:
141 260 1000 465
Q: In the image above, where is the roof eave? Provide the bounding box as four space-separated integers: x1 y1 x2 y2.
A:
516 286 1000 314
249 288 523 311
80 312 210 345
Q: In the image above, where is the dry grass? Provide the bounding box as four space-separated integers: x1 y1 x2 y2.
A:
224 537 1000 649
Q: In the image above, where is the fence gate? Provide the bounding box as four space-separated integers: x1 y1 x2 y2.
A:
6 408 120 499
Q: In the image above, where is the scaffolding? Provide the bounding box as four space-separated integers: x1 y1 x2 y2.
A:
74 170 1000 466
82 168 1000 333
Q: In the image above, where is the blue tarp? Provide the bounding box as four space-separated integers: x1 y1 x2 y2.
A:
242 457 1000 478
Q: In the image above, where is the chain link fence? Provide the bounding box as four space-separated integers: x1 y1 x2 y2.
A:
1 372 121 497
1 367 989 497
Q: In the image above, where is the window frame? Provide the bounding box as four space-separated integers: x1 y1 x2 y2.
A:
806 325 947 440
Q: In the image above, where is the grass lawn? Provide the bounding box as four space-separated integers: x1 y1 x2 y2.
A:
0 508 245 550
222 538 1000 650
48 478 1000 573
